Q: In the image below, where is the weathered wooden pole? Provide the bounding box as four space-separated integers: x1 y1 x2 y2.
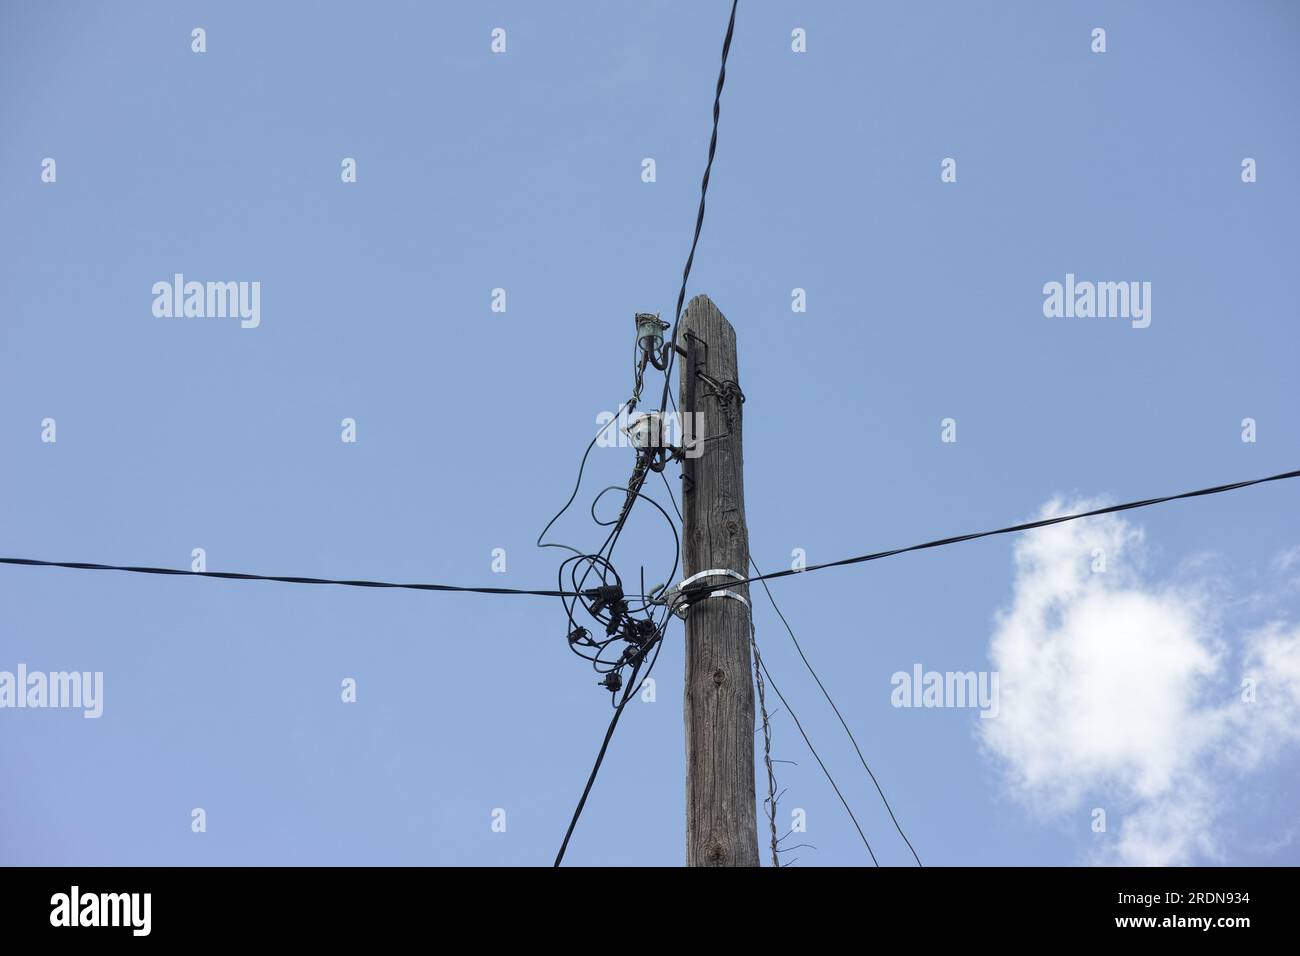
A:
677 294 759 867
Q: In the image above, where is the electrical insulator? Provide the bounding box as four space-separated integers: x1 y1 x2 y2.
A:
634 312 669 354
622 412 665 451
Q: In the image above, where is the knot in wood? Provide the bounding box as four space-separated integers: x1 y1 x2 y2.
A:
711 668 726 687
706 841 726 863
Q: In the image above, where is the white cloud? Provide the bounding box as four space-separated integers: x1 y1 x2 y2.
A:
980 499 1300 865
1274 546 1300 591
1275 545 1300 573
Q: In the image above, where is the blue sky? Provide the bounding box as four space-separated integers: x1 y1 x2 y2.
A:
2 0 1298 866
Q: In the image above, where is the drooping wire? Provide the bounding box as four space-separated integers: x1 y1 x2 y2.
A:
589 484 680 607
751 631 879 867
751 556 921 866
553 474 680 683
537 400 631 560
535 387 679 689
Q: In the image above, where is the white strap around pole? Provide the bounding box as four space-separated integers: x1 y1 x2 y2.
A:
670 568 750 619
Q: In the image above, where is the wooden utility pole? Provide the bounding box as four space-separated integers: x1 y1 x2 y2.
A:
677 294 759 867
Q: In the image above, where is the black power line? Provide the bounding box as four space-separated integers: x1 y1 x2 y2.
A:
657 0 739 417
752 556 922 866
734 467 1300 590
553 620 669 866
0 556 585 598
8 469 1294 602
752 637 879 866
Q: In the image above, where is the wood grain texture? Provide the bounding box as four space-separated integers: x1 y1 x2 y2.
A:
679 294 759 867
